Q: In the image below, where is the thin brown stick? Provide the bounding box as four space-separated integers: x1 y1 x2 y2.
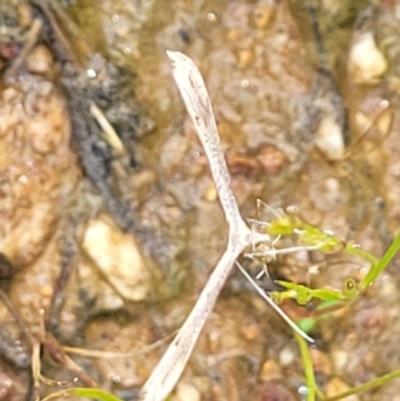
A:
4 18 42 82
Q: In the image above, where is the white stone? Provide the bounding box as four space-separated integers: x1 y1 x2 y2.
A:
349 32 388 85
175 382 201 401
279 345 296 366
83 215 151 301
315 115 345 161
26 45 53 75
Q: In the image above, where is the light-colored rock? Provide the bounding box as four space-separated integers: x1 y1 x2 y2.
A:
175 381 201 401
325 377 359 401
310 348 333 376
259 359 282 382
279 345 296 366
0 82 79 267
376 108 393 137
240 318 260 340
315 115 345 161
26 45 54 76
238 48 254 69
17 3 33 28
355 110 370 133
78 258 125 312
349 32 388 85
83 215 151 301
253 3 274 29
331 348 348 376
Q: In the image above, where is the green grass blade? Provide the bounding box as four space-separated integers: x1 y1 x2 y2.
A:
40 387 124 401
360 233 400 291
295 332 316 401
322 368 400 401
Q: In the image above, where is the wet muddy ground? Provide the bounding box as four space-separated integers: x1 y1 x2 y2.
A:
1 1 400 400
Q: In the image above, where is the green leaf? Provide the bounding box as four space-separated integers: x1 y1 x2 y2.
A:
41 387 125 401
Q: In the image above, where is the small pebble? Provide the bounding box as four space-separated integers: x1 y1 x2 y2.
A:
349 32 387 85
82 215 151 301
256 145 287 174
238 49 254 69
259 359 282 382
331 348 348 376
355 111 370 133
256 382 296 401
310 347 333 376
376 108 393 137
315 115 345 161
17 3 33 28
203 183 218 202
227 29 242 41
240 318 260 340
362 351 376 369
325 377 359 401
175 381 201 401
26 45 54 76
279 345 296 366
253 4 274 29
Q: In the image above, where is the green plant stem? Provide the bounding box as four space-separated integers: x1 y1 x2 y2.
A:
360 233 400 291
322 368 400 401
40 388 124 401
345 244 378 265
295 332 316 401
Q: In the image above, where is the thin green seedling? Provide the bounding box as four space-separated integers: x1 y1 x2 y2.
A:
271 233 400 305
40 388 124 401
285 233 400 401
357 233 400 291
322 368 400 401
251 204 400 306
296 298 343 333
295 318 400 401
246 201 400 399
39 387 169 401
294 331 317 401
295 312 400 401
